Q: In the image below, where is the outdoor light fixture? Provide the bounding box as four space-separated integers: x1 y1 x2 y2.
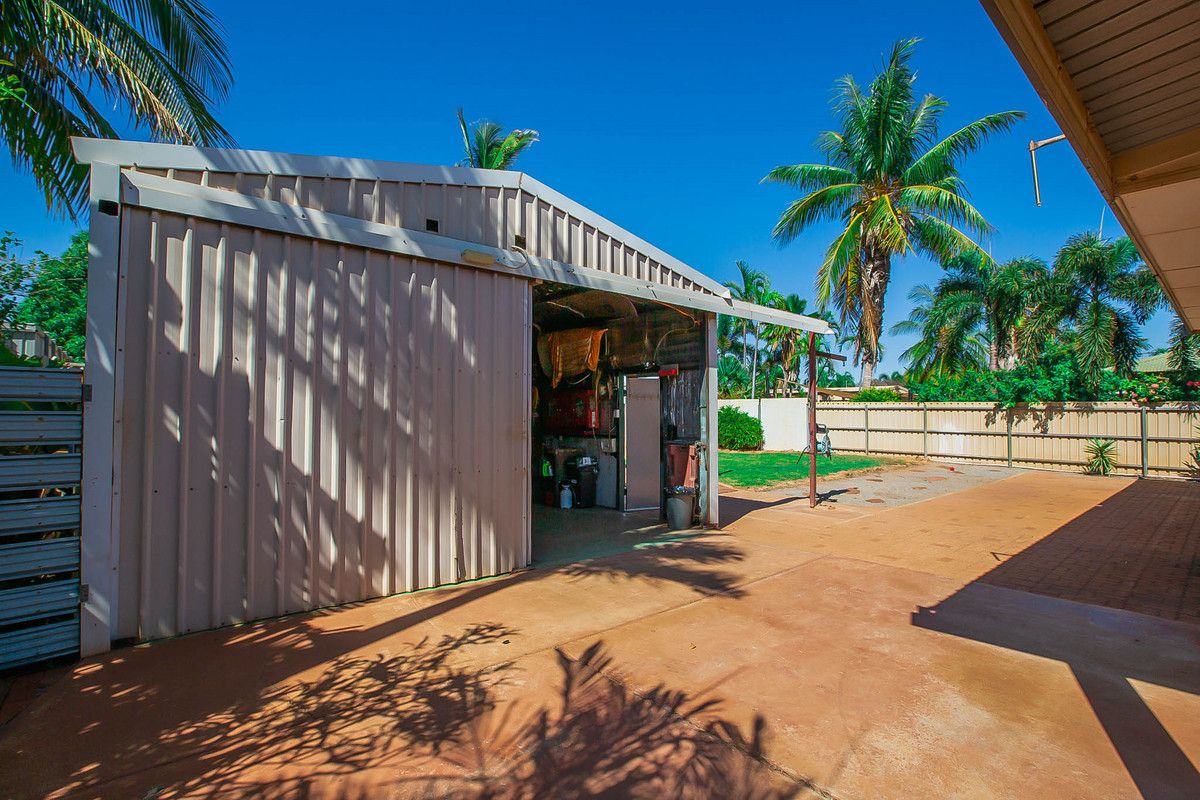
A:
461 249 498 267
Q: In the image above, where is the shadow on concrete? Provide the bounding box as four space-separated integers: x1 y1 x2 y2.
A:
0 534 759 798
718 495 798 527
973 479 1200 625
914 479 1200 800
30 625 799 799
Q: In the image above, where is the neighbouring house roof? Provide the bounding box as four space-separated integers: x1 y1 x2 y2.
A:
1135 352 1174 373
979 0 1200 332
73 138 831 334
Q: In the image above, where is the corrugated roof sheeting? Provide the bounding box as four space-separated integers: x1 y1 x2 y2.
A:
1035 0 1200 154
71 139 721 296
113 207 531 640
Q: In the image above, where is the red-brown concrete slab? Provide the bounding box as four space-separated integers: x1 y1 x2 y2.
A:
1 469 1198 799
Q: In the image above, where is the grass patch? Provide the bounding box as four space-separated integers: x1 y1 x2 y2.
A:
718 450 902 489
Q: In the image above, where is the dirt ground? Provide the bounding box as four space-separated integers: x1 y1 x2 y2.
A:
1 467 1198 799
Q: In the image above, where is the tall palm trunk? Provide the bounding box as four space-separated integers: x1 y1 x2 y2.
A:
859 253 890 387
987 328 1000 372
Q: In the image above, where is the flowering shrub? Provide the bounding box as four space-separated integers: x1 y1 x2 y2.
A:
1102 373 1200 405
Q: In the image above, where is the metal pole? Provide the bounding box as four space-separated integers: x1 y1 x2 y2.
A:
1006 408 1013 468
1029 134 1067 207
1140 407 1149 478
808 331 818 508
922 403 928 458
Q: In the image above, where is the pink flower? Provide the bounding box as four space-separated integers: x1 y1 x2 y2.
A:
1151 383 1160 389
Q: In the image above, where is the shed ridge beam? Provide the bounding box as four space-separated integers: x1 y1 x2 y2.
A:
118 171 831 334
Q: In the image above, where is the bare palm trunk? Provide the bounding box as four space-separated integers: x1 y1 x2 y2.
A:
860 356 875 388
859 252 890 388
988 337 1000 372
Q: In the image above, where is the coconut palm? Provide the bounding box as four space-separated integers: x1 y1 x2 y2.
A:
456 108 538 169
722 260 766 370
763 38 1022 386
890 284 989 379
1 0 234 217
1167 316 1200 374
762 294 840 396
933 252 1047 370
1024 233 1163 388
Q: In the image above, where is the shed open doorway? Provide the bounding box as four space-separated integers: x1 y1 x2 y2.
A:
529 283 707 566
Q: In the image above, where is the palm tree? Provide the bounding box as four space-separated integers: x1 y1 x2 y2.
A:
763 294 808 396
763 294 839 396
1025 233 1163 389
890 284 989 379
933 252 1047 371
1167 316 1200 374
1 0 234 217
763 38 1023 386
717 354 749 398
722 260 766 370
456 108 538 169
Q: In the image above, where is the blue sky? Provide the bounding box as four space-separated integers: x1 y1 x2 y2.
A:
0 0 1176 372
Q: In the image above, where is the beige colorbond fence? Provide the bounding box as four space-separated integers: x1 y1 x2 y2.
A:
816 402 1199 478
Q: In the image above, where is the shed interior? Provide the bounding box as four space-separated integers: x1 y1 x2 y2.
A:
530 283 707 564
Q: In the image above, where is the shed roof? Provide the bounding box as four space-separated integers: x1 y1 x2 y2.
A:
979 0 1200 332
74 138 832 334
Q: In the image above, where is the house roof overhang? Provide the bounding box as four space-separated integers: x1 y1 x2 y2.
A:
979 0 1200 331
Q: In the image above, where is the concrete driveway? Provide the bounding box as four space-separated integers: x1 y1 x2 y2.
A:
2 468 1198 799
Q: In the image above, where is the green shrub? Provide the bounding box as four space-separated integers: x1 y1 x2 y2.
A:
1084 438 1118 475
850 387 904 403
718 405 764 450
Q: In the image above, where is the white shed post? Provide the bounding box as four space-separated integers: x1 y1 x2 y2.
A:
702 312 720 527
80 161 121 655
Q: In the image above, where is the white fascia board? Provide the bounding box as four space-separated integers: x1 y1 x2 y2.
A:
118 171 831 334
73 137 732 298
73 137 518 188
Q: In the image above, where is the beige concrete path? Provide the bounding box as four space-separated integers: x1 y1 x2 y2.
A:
1 469 1198 799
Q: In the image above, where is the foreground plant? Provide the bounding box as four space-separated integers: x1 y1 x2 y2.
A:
764 38 1022 386
1084 437 1118 476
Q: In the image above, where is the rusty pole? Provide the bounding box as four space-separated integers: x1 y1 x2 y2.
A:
808 331 818 508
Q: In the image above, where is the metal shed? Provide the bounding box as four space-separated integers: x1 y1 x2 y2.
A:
74 139 829 656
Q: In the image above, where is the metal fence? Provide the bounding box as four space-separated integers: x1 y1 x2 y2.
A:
0 366 83 670
816 402 1199 478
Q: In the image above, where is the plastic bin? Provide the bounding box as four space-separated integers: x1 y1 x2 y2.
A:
665 486 696 530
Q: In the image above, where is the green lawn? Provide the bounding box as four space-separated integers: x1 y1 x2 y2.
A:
718 450 902 489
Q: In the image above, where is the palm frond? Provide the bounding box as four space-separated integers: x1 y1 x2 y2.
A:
905 110 1025 185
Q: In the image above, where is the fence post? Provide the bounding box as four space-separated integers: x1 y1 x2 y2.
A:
864 405 871 454
1140 407 1149 478
1006 408 1013 468
922 403 929 458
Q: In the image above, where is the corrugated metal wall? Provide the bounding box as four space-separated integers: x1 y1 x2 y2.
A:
114 208 531 641
132 167 709 293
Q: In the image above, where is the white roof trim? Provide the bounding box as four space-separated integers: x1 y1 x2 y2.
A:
118 170 831 334
72 137 731 297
